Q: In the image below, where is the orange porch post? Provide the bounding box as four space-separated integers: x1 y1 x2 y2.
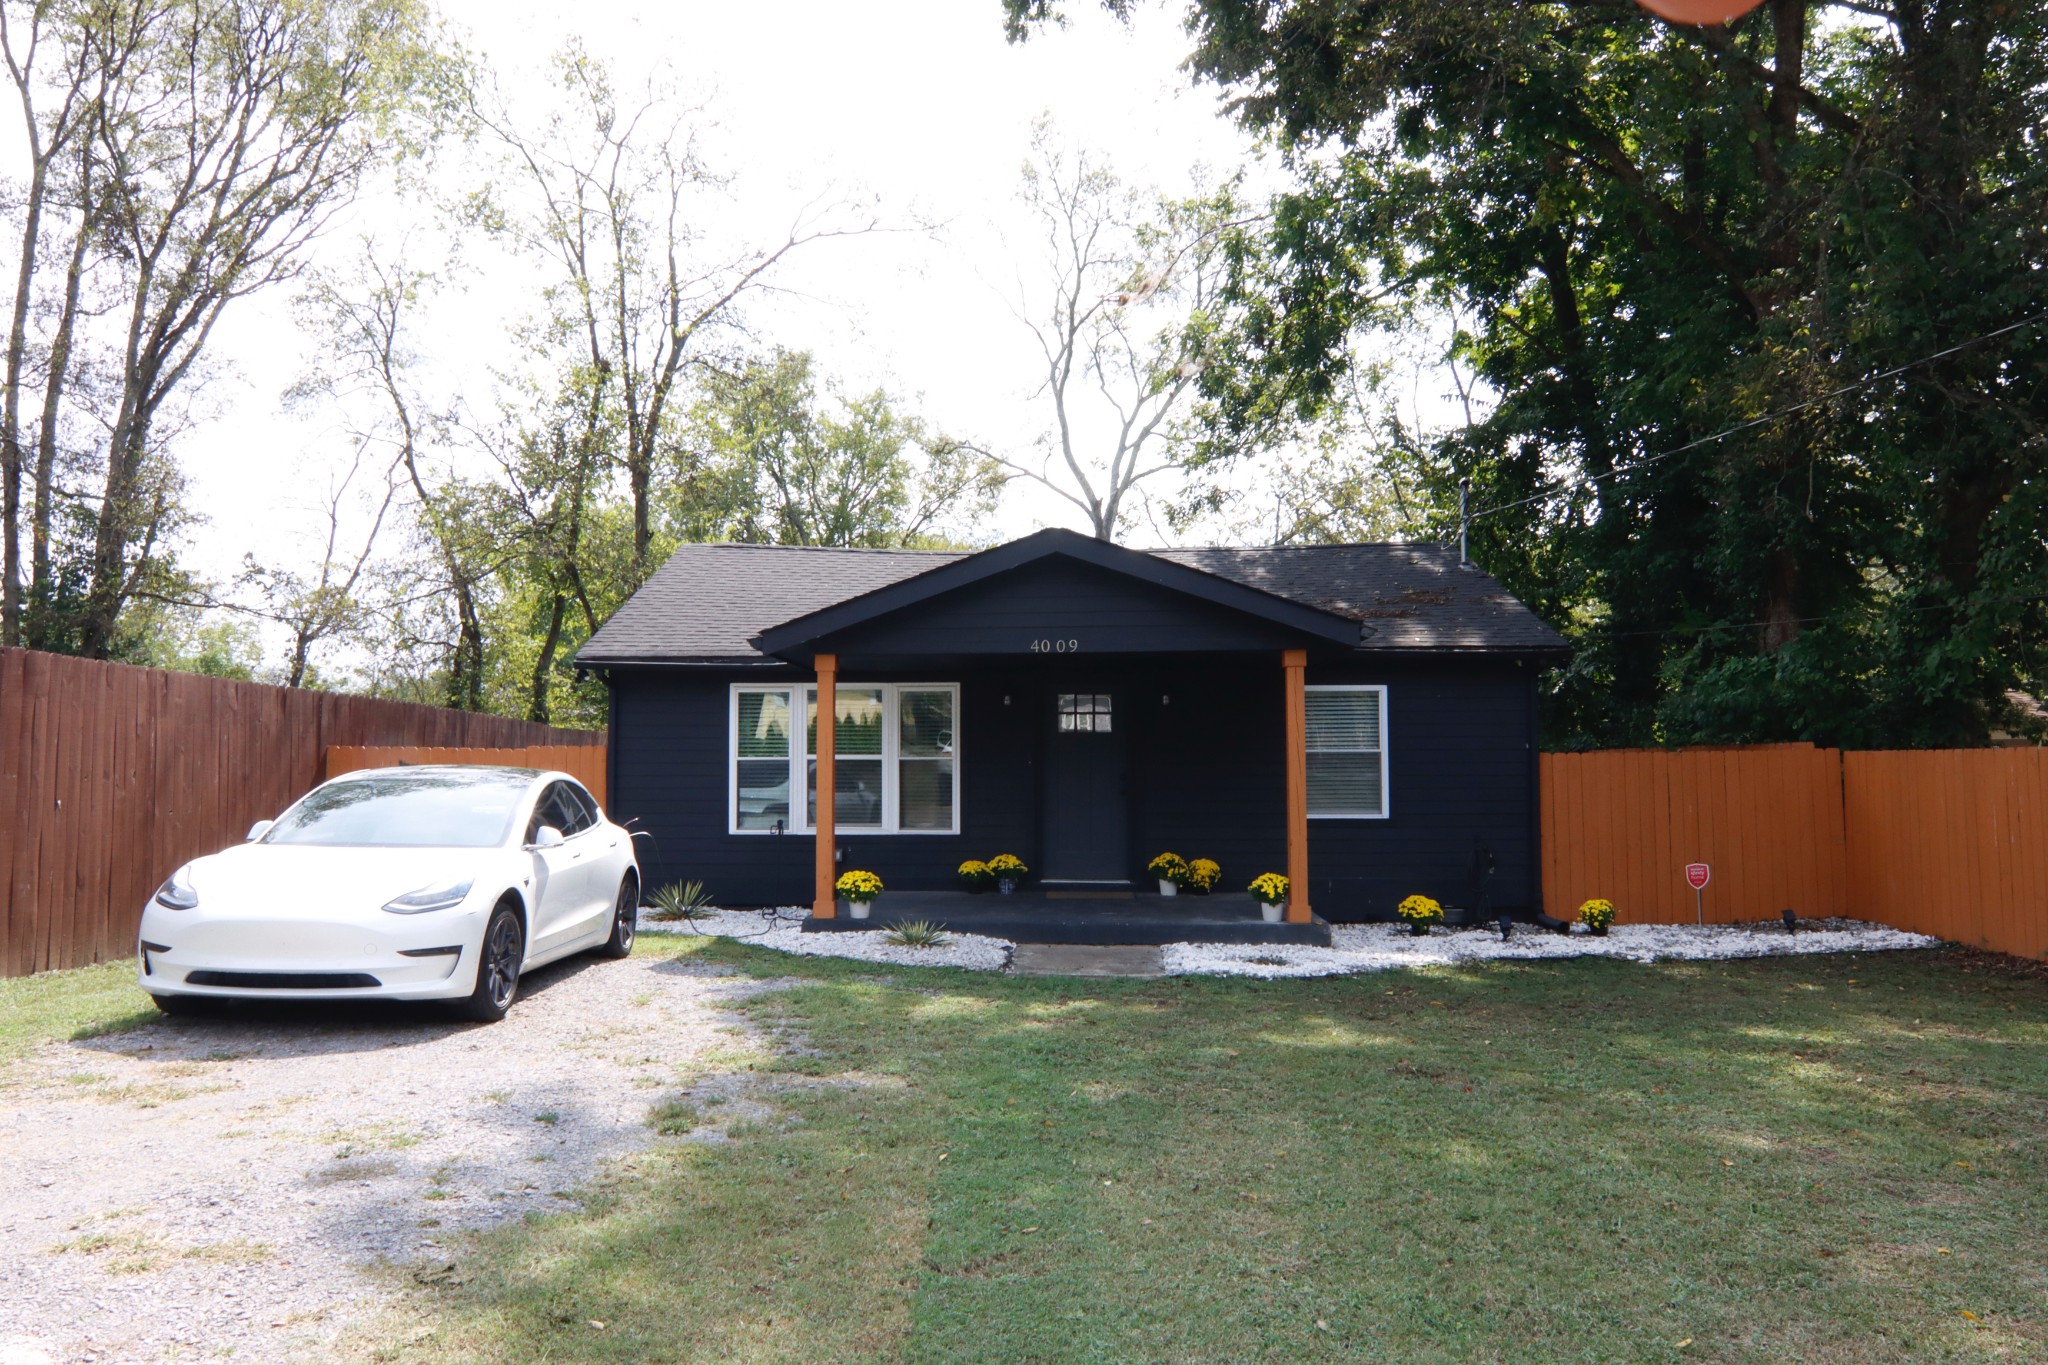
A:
812 653 838 918
1283 648 1312 923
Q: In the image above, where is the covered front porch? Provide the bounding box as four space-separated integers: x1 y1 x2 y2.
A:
802 889 1332 946
741 529 1374 942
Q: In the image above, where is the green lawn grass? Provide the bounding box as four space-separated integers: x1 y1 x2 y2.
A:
0 959 154 1068
355 942 2047 1364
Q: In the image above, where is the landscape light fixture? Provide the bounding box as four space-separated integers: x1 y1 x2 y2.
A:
1782 908 1798 934
1497 914 1513 942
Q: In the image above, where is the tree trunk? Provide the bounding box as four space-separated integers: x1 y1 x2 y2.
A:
26 229 88 648
528 591 567 724
80 403 148 659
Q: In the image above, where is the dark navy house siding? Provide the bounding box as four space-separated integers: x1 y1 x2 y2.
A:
606 652 1543 922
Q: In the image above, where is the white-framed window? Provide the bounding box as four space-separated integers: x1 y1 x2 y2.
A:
729 682 959 835
1305 684 1388 819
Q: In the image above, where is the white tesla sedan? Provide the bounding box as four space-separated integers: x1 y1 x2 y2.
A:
136 766 640 1022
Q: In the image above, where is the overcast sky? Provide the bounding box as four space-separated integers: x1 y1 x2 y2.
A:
184 0 1281 588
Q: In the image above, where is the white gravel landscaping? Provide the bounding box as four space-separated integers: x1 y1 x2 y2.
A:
647 907 1938 980
642 907 1016 972
1161 919 1942 979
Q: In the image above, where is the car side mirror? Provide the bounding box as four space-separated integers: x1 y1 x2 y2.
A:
529 825 565 850
246 819 274 842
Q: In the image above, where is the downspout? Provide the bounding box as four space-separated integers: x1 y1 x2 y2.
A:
1523 656 1572 934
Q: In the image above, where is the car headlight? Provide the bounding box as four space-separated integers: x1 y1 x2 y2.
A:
153 865 199 911
382 877 474 915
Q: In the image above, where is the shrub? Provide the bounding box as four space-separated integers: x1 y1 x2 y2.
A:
648 881 714 921
1578 898 1616 930
1396 894 1443 923
835 870 884 903
883 920 953 949
1248 872 1289 903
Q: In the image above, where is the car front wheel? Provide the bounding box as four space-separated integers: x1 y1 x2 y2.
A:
453 902 524 1023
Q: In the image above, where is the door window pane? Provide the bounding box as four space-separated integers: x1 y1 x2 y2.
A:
1057 692 1112 733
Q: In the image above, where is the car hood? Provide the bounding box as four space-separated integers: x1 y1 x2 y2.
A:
181 843 499 916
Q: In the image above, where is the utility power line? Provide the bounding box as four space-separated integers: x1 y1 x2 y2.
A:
1458 311 2048 537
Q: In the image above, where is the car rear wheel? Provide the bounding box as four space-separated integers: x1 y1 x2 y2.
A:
596 875 637 959
453 903 524 1023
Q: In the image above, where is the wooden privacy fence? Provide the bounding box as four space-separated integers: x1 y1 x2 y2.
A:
325 745 607 806
1542 744 2048 959
0 648 602 977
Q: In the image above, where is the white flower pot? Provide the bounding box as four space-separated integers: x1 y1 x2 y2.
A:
1260 901 1284 923
1158 880 1178 897
844 900 869 920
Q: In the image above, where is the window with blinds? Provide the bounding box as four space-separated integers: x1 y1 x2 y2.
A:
730 683 958 834
1305 685 1388 818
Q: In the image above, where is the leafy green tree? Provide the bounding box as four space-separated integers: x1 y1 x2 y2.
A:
688 348 1002 550
1013 0 2048 747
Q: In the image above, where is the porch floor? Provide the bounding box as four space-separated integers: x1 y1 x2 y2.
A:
801 890 1332 946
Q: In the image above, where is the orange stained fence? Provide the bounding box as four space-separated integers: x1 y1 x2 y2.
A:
324 745 607 808
1842 747 2048 961
1542 743 2048 959
1540 744 1848 926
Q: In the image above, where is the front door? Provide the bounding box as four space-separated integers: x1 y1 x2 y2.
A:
1043 690 1129 883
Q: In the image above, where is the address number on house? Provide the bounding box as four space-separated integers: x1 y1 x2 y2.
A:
1028 638 1081 654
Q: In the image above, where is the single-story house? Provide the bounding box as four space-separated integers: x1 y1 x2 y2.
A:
574 528 1568 944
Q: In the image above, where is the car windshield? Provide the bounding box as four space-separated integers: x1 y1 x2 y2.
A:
262 770 532 848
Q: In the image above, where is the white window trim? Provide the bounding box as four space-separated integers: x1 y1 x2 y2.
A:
1305 684 1390 820
728 682 961 836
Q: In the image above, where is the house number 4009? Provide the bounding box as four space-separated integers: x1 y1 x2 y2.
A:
1029 638 1080 653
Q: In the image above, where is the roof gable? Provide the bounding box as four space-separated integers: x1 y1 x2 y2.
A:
750 528 1362 659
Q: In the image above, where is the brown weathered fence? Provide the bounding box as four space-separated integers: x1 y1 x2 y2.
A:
0 648 601 977
325 745 608 806
1542 743 2048 958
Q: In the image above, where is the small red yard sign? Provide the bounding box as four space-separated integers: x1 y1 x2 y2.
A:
1685 863 1711 890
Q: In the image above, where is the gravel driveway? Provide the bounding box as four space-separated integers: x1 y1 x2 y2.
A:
0 948 762 1364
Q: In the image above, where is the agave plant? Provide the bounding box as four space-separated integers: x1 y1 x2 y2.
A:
648 880 714 921
883 919 952 949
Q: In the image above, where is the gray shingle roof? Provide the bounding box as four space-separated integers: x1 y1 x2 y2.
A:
576 539 1565 665
1156 544 1567 652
